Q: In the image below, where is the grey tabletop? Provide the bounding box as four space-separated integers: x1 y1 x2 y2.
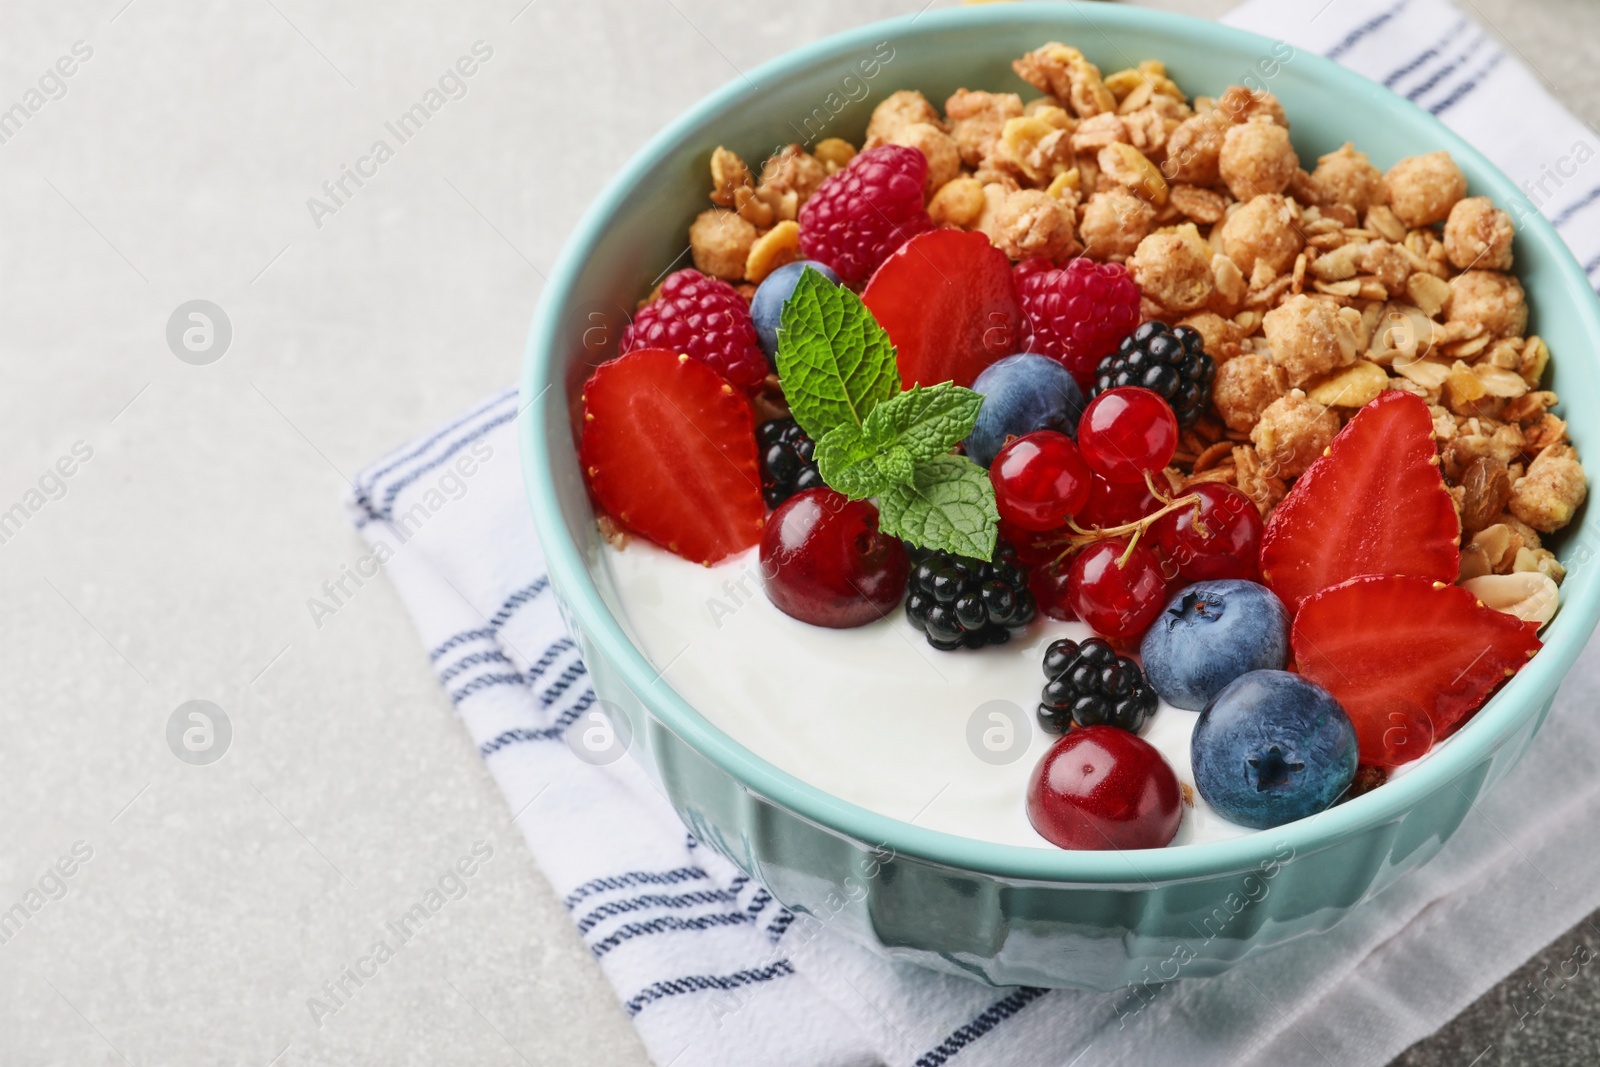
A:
3 1 1597 1064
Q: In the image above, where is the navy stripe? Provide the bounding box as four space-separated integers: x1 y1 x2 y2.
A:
476 689 597 753
623 960 795 1017
564 867 710 910
914 987 1050 1067
538 660 589 708
354 386 517 506
375 408 517 521
436 649 516 686
575 889 739 935
428 627 494 663
743 888 772 921
450 671 526 705
766 909 795 942
1406 30 1489 101
1584 251 1600 276
1553 184 1600 230
1325 0 1412 59
524 638 576 682
1382 17 1469 87
1429 50 1506 115
489 577 550 629
590 912 752 957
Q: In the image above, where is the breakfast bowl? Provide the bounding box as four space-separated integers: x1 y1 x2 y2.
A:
520 4 1600 989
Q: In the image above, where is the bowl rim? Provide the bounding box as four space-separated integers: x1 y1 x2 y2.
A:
522 3 1600 883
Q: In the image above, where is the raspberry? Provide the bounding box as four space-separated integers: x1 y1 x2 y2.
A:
1015 257 1142 388
621 270 767 391
798 145 933 286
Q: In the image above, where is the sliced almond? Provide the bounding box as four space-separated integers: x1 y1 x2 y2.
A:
1460 572 1559 627
1307 359 1388 408
1393 355 1452 391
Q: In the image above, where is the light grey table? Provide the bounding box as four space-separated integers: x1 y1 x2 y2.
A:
2 1 1595 1064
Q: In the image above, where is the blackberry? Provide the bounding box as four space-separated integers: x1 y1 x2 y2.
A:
1037 637 1158 734
1093 321 1215 426
757 418 823 508
904 542 1036 650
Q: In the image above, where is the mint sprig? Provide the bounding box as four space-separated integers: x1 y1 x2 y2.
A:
773 269 999 559
774 268 899 440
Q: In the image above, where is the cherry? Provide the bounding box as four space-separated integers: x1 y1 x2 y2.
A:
1065 538 1167 641
1075 474 1161 530
760 487 909 628
990 431 1092 532
1028 562 1077 621
1077 387 1179 484
1026 725 1181 850
1149 483 1264 582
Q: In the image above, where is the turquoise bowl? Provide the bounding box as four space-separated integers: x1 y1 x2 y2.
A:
522 5 1600 988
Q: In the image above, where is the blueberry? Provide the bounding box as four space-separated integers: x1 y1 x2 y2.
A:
1191 670 1358 829
963 353 1085 468
751 260 842 365
1139 580 1289 711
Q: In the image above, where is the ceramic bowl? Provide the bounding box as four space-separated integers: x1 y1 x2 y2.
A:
521 5 1600 988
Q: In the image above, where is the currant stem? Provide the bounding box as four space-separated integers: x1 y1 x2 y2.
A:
1047 472 1206 570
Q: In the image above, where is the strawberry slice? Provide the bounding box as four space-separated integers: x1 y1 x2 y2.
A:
1260 390 1460 611
862 229 1024 389
580 348 765 565
1292 574 1541 767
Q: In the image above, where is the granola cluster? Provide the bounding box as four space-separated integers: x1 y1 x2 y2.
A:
681 41 1584 587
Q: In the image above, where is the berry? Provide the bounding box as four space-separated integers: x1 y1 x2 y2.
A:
1139 580 1290 711
750 260 842 365
963 353 1084 467
1065 538 1167 641
904 542 1035 650
1076 474 1161 530
990 431 1091 532
1093 322 1216 427
580 349 765 564
760 488 909 628
1077 387 1179 485
621 270 768 391
1290 574 1541 767
1191 670 1358 830
1037 637 1158 735
1149 483 1263 583
1028 562 1077 621
1260 390 1461 611
1015 257 1142 387
756 418 823 508
1027 726 1181 850
862 229 1024 389
799 145 933 285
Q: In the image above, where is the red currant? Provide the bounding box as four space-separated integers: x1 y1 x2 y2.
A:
1077 387 1179 485
1066 538 1166 641
990 431 1091 532
760 488 909 627
1026 725 1181 850
1075 474 1161 530
1149 484 1264 582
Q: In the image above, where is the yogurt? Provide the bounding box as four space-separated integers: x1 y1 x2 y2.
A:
603 540 1262 848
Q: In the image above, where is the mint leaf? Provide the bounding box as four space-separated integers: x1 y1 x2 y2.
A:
813 424 885 500
860 384 983 462
775 269 898 440
873 445 916 486
877 455 999 560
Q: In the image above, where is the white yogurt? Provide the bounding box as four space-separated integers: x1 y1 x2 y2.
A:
603 540 1266 848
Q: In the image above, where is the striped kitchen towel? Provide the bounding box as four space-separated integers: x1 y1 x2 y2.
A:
345 1 1600 1064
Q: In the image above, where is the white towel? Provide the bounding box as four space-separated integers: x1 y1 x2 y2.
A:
345 2 1600 1063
